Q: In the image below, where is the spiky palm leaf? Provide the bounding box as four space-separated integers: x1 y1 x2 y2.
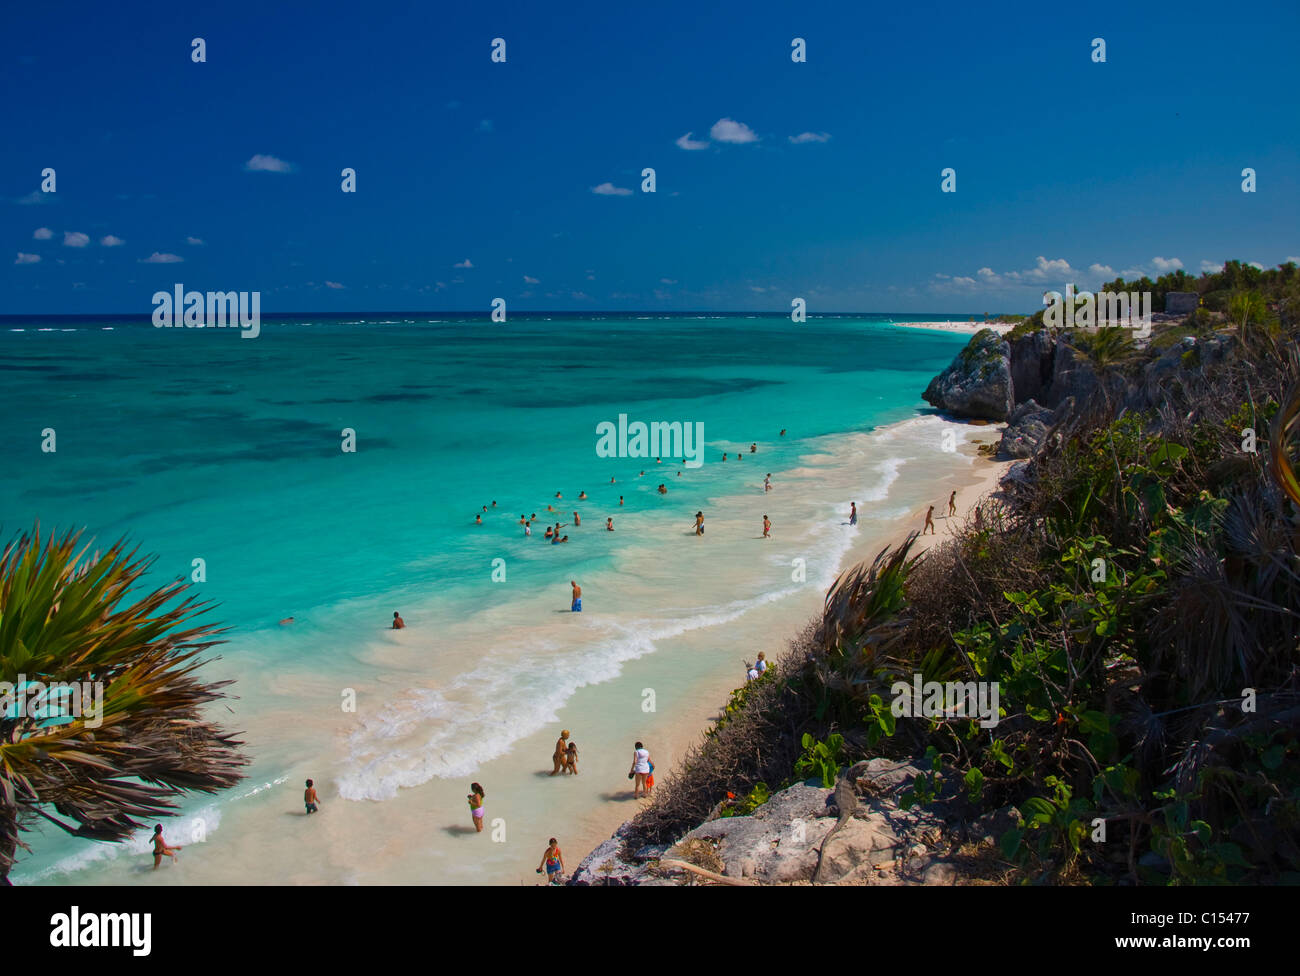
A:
1269 379 1300 508
1 526 246 881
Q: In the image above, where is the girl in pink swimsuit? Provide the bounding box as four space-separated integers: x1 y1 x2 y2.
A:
468 782 485 833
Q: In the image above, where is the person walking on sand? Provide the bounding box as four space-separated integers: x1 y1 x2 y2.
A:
550 730 570 775
537 838 565 884
629 741 652 798
764 473 771 492
948 490 957 517
468 782 486 832
924 505 936 535
762 515 771 538
695 511 704 536
564 741 578 775
849 502 857 526
304 779 321 814
570 580 582 611
392 611 405 630
152 824 182 869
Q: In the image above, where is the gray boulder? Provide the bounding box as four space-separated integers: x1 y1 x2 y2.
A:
998 399 1055 459
922 329 1014 421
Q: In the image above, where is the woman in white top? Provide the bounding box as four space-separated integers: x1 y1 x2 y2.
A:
629 741 651 798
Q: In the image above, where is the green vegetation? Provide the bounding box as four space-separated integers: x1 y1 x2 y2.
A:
631 266 1300 885
0 528 247 883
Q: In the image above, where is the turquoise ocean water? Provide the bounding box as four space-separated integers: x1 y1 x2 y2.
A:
1 312 972 882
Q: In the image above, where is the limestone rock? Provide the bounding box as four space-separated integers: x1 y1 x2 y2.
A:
922 329 1014 421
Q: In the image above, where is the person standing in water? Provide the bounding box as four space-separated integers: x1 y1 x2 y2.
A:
924 505 936 535
619 495 624 506
571 580 582 612
948 490 957 517
750 443 757 453
537 838 565 884
849 502 857 526
468 782 486 833
152 824 182 869
573 511 581 526
304 779 321 814
564 741 578 775
695 511 704 536
392 611 405 630
764 473 771 492
606 518 614 531
629 741 652 798
550 730 570 775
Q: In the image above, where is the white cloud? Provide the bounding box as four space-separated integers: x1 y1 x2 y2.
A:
1087 263 1115 277
243 154 294 173
325 281 345 289
63 231 89 247
186 236 205 246
675 131 709 151
788 131 831 144
1286 257 1300 265
99 234 125 247
14 252 41 264
1200 260 1223 273
1151 256 1183 272
591 182 633 196
977 267 998 280
710 118 759 144
523 275 539 284
33 227 53 240
140 252 183 264
453 259 473 268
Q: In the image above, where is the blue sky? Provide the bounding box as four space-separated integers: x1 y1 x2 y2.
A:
3 0 1298 314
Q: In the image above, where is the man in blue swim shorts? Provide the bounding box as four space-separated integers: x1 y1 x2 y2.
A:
571 580 582 612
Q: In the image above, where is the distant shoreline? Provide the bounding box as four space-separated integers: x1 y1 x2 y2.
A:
891 320 1016 336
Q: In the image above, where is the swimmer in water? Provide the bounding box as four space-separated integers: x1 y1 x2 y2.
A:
722 453 727 461
573 511 581 526
657 484 667 495
475 513 482 524
279 616 295 626
606 518 614 531
525 521 532 536
392 611 405 629
780 428 786 436
619 495 624 506
578 491 588 500
555 491 563 499
750 443 756 453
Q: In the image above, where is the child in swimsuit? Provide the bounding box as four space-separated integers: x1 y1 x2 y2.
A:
468 782 485 833
564 741 578 775
537 839 564 883
304 778 320 814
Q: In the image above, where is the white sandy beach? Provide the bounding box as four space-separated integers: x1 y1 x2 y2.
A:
892 320 1016 336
